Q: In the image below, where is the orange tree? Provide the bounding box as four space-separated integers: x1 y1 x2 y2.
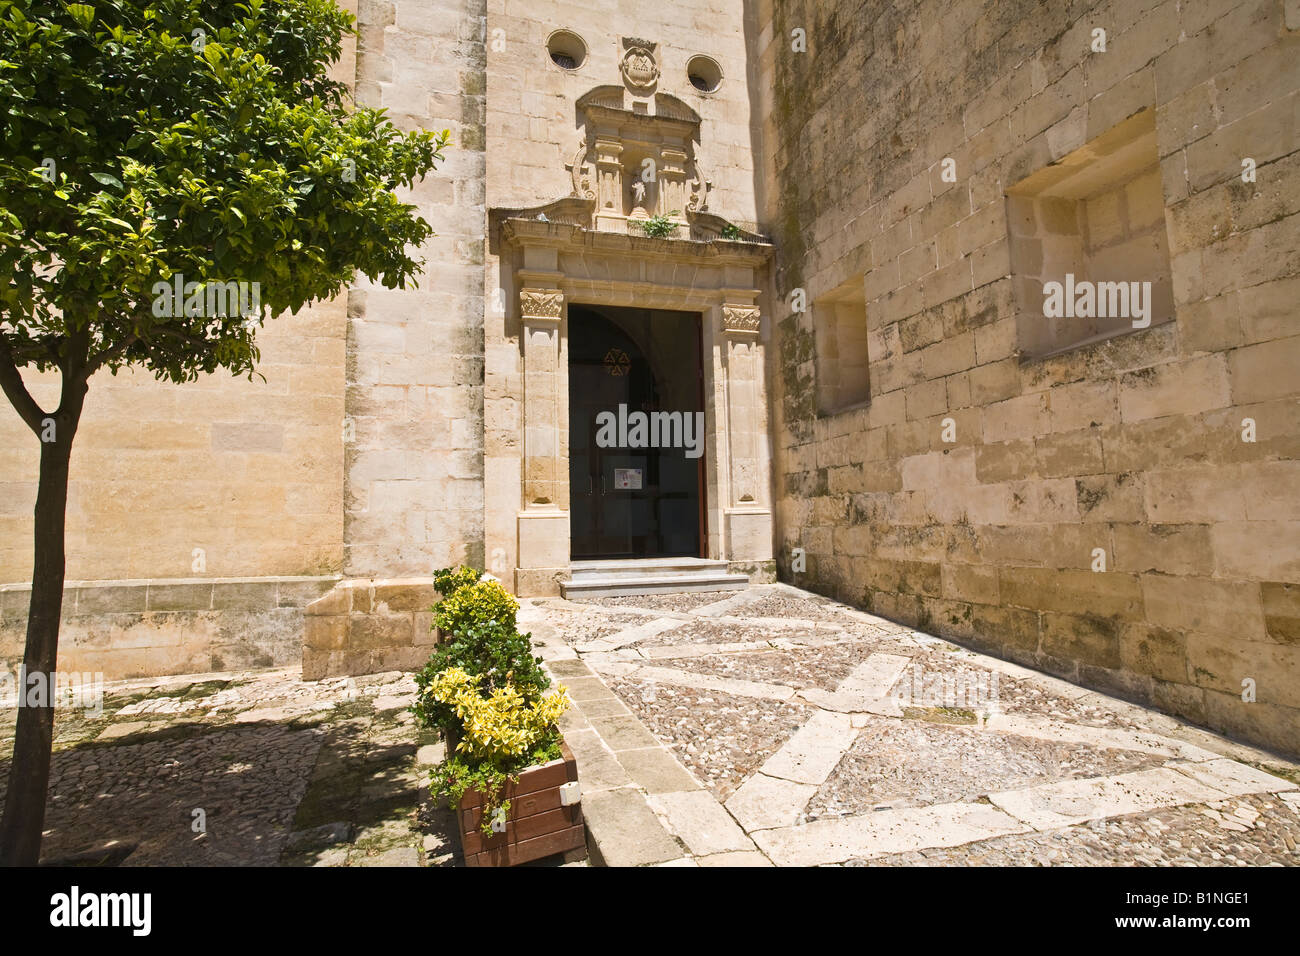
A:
0 0 447 864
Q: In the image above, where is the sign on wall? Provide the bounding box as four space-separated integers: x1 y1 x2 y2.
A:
613 468 643 490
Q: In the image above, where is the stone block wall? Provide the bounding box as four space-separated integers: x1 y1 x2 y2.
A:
757 0 1299 754
302 577 439 679
344 0 488 578
0 300 347 585
1 577 337 680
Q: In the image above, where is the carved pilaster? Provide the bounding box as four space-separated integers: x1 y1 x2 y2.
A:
520 288 565 511
594 137 625 229
720 303 762 508
520 288 563 322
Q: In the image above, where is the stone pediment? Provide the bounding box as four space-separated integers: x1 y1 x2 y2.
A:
574 86 701 127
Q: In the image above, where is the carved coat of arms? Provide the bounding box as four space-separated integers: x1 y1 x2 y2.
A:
620 37 659 93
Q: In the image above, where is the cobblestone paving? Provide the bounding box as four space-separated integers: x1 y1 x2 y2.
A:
903 647 1146 729
10 583 1297 867
804 716 1165 818
663 642 880 693
539 606 652 645
862 793 1300 867
572 591 737 613
532 584 1300 866
0 669 472 867
605 675 810 799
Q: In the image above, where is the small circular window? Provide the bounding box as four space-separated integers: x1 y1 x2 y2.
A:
547 30 587 71
687 55 722 93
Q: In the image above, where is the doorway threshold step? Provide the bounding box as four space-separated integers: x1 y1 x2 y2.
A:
561 559 748 598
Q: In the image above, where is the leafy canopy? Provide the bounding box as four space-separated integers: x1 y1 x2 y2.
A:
0 0 447 385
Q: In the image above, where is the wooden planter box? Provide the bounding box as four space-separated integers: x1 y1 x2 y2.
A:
456 740 587 867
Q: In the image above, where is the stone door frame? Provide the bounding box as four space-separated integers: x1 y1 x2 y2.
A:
499 218 775 595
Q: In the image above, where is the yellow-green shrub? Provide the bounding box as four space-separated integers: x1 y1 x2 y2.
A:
433 578 519 636
428 667 569 764
424 666 570 834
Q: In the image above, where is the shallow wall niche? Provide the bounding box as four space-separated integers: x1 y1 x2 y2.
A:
813 275 869 413
1006 109 1174 359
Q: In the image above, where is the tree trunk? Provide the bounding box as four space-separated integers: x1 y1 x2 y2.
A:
0 366 85 867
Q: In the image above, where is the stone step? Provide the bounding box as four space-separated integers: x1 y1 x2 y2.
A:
560 560 748 598
567 557 731 581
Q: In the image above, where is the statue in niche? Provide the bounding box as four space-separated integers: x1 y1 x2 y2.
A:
629 178 650 219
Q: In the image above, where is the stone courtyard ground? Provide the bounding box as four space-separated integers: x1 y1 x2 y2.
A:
2 583 1297 866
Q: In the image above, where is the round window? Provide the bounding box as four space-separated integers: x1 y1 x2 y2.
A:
686 55 723 93
547 30 587 71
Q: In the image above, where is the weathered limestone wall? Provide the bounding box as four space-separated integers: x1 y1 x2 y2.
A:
296 0 490 676
757 0 1300 753
302 577 438 679
0 305 347 586
2 577 338 679
344 0 487 578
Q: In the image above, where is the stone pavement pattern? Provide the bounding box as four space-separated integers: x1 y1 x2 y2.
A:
522 583 1300 866
3 582 1296 866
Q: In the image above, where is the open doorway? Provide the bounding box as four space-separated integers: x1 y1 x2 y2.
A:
568 305 704 559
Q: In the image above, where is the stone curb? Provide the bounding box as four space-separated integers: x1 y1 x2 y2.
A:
524 602 771 866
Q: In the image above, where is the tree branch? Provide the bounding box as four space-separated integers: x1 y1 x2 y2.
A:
0 339 49 435
86 331 138 376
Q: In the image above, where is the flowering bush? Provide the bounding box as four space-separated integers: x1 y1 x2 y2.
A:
427 667 568 765
433 566 483 599
412 567 568 833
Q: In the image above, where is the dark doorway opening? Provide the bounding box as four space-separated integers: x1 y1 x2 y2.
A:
568 305 704 560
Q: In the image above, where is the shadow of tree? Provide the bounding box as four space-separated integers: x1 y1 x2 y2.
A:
0 719 331 866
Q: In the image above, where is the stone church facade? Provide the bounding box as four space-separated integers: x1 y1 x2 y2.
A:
1 0 1297 754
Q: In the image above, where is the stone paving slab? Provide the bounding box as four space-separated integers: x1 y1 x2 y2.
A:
583 788 683 867
577 616 686 653
983 713 1223 761
617 746 703 794
725 773 819 831
649 790 756 856
1169 758 1300 797
632 664 797 701
989 767 1230 831
528 582 1300 867
753 801 1030 866
865 793 1300 866
760 710 858 785
697 850 774 866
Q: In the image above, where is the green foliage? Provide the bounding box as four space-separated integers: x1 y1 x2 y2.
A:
432 565 481 599
0 0 447 384
411 566 567 832
432 577 518 636
720 223 741 240
429 736 563 836
638 212 679 239
413 618 552 732
413 568 551 736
